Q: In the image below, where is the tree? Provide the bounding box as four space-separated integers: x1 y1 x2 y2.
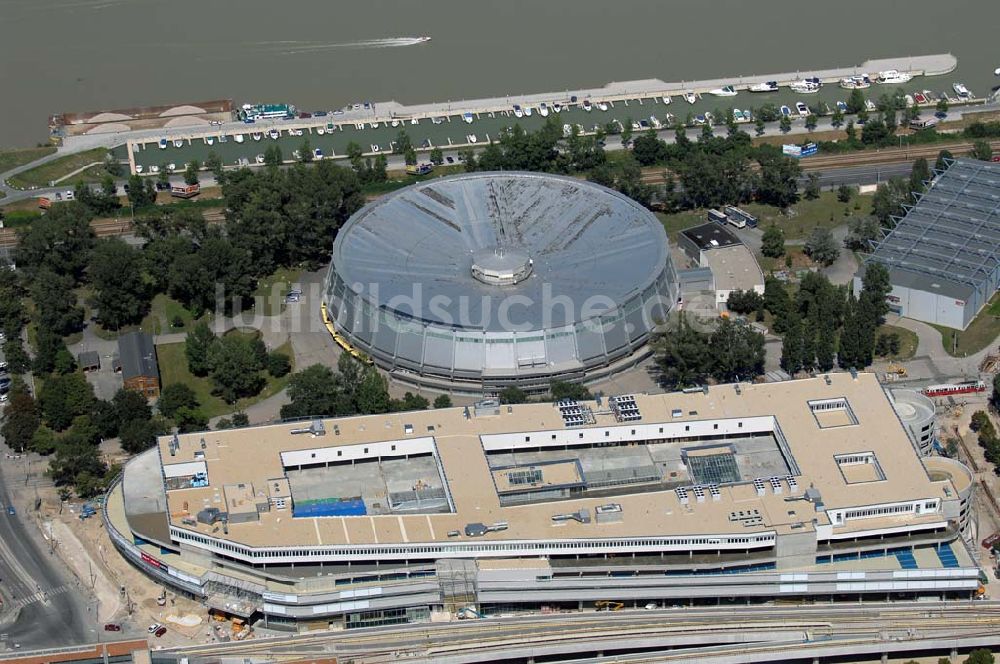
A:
48 439 107 497
815 322 836 371
33 327 76 375
620 119 634 148
971 139 993 161
846 89 866 115
40 372 95 431
780 313 804 375
0 389 40 452
204 151 224 182
158 383 199 420
185 322 218 377
184 161 200 186
872 178 910 226
909 157 931 194
936 98 949 116
754 116 765 136
844 215 881 251
632 132 666 166
830 107 844 129
126 173 154 209
761 225 785 258
112 388 152 429
433 394 453 409
779 115 792 134
654 314 711 389
499 386 528 404
726 290 765 315
356 367 390 414
803 172 821 200
836 183 854 203
208 333 266 403
709 317 765 383
805 114 818 132
992 373 1000 413
550 380 592 401
157 164 170 188
963 649 995 664
804 227 839 266
429 147 444 165
299 138 313 163
119 418 160 454
15 203 95 282
267 351 291 377
391 392 429 412
755 147 800 208
90 238 150 329
935 149 953 172
32 269 84 337
281 364 340 418
860 261 892 325
844 120 857 143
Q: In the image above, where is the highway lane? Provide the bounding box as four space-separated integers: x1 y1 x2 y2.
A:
0 444 92 650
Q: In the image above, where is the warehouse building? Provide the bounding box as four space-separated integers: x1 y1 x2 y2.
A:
855 159 1000 330
677 223 765 310
106 373 978 631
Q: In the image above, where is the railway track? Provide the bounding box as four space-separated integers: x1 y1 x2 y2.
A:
638 139 1000 186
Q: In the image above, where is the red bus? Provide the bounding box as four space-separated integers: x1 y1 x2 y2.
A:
921 381 986 398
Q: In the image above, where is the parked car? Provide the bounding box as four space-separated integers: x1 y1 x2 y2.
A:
103 623 122 632
6 506 15 516
147 622 162 633
154 626 167 637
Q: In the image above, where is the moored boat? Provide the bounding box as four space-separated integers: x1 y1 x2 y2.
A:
865 99 877 112
836 100 848 112
582 99 593 111
255 154 265 164
539 102 549 117
749 81 779 93
683 91 698 104
166 163 175 172
780 105 792 117
513 104 523 118
877 69 913 84
953 82 971 98
596 101 609 111
463 112 474 124
252 132 262 141
158 138 167 149
790 78 821 93
553 102 562 113
173 139 184 148
234 134 244 143
839 75 871 90
524 106 533 117
796 101 809 116
661 95 672 105
709 85 737 97
314 148 323 160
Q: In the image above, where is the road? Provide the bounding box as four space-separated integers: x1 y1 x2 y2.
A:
0 443 94 650
163 600 1000 663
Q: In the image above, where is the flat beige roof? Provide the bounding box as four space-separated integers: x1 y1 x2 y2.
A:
704 245 764 292
157 373 959 549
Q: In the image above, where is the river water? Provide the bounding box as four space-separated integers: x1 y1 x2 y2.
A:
1 0 998 148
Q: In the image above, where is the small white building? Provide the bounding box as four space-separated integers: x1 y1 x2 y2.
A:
677 223 765 310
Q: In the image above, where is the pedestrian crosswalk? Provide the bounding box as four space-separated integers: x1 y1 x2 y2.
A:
6 584 69 611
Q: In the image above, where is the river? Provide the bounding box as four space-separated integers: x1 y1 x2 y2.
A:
1 0 998 148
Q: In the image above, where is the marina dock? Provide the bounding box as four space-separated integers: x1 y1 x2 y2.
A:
121 53 961 175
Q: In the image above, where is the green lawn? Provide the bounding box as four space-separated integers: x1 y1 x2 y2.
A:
7 148 109 189
743 191 873 242
931 292 1000 357
253 267 303 317
656 192 872 245
876 324 919 361
140 294 212 335
0 146 56 175
156 338 295 418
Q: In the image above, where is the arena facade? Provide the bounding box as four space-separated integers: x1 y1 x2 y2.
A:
323 172 677 392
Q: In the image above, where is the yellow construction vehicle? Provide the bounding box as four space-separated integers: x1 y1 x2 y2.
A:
595 600 624 612
886 364 907 377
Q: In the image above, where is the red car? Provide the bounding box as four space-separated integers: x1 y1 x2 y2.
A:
103 623 121 632
154 626 167 637
982 532 1000 549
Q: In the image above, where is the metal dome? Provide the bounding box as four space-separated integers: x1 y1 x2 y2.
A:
324 172 677 392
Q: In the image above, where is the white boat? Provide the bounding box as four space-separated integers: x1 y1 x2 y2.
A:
749 81 779 93
553 103 562 113
135 164 143 173
204 136 214 145
878 69 913 84
836 101 848 112
158 138 167 149
524 107 533 117
314 148 323 160
790 78 821 93
904 94 915 107
173 139 184 148
840 75 871 90
167 163 176 172
234 134 244 144
432 116 444 124
708 85 737 97
995 67 1000 76
467 134 477 144
539 103 549 117
582 99 592 111
732 109 744 122
664 113 675 125
562 123 573 138
596 101 609 111
865 99 877 112
661 95 672 105
513 104 523 118
371 144 380 152
410 118 419 125
631 120 641 131
218 135 228 143
252 132 262 141
255 154 265 164
649 115 662 129
149 165 159 174
370 122 379 129
391 119 400 128
704 112 714 124
463 112 474 124
268 129 279 139
953 83 971 98
292 150 300 160
683 91 698 104
796 101 809 116
780 105 792 117
317 128 325 135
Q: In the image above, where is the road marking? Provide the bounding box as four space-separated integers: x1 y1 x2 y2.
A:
313 518 323 545
426 514 436 540
341 518 350 544
398 516 408 543
6 584 69 611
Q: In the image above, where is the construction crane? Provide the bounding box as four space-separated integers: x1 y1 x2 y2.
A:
595 600 625 612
